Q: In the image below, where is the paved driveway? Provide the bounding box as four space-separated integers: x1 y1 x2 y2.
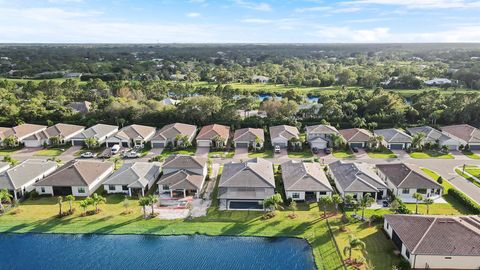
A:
195 147 210 157
353 148 369 159
234 147 249 159
392 150 410 159
274 148 288 159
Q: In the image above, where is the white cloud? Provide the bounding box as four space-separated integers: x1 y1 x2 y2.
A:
312 26 390 42
234 0 272 11
345 0 480 9
186 12 201 17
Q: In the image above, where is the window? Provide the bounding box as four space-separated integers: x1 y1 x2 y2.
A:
77 187 86 194
319 191 327 195
40 187 45 193
402 189 410 194
122 185 128 191
162 185 170 190
417 188 427 194
292 193 300 199
108 185 115 191
405 249 410 259
386 223 389 229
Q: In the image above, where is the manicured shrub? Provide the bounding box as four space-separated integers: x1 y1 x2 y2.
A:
448 188 480 214
437 176 443 184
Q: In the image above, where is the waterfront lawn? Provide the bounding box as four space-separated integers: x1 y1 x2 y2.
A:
287 150 313 158
330 218 403 270
366 149 397 159
208 150 235 158
33 148 66 156
0 196 344 270
409 150 453 159
248 149 273 158
332 150 354 158
463 150 480 159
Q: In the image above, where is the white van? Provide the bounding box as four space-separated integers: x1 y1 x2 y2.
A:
111 144 121 154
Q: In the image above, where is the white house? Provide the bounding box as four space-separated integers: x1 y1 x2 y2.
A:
374 128 412 150
306 124 339 149
22 123 85 147
384 214 480 269
269 125 300 149
233 128 264 149
150 123 197 148
105 124 156 148
196 124 230 148
441 124 480 150
407 126 464 150
34 160 114 197
0 124 47 147
0 160 57 200
103 162 161 197
70 124 118 146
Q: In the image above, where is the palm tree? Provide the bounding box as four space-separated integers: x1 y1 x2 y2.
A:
111 156 121 170
122 196 130 213
411 132 426 151
57 196 63 215
148 195 158 216
65 195 75 213
289 200 297 217
332 194 343 214
423 198 434 214
319 196 333 218
0 189 13 213
138 197 150 218
360 194 375 220
211 135 223 149
254 136 263 150
263 193 283 212
79 200 89 216
84 137 99 149
343 235 366 262
92 193 106 213
412 192 424 214
330 134 344 150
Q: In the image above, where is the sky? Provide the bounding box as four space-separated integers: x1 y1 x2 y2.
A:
1 0 480 43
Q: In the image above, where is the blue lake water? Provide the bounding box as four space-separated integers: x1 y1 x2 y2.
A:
0 233 316 270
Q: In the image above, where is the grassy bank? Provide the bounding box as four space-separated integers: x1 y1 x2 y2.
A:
0 196 344 270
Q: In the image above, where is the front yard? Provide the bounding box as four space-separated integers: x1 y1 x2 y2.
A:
154 148 196 160
332 149 354 158
248 149 273 158
287 149 313 158
366 148 397 159
208 150 235 158
455 166 480 188
462 150 480 159
33 147 67 156
409 150 454 159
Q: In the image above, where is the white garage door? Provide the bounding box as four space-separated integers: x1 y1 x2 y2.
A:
24 140 42 148
197 140 211 147
310 141 327 149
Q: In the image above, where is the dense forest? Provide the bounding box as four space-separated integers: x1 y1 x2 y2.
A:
1 44 480 129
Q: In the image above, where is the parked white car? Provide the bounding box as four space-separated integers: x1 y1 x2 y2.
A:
80 152 96 158
274 145 281 153
124 151 140 158
111 144 121 154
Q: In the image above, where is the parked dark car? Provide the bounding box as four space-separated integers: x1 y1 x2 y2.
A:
323 148 332 154
312 147 320 154
351 147 359 153
382 201 389 207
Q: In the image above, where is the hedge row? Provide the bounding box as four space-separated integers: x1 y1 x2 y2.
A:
448 188 480 214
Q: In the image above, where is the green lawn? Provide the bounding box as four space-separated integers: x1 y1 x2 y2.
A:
331 216 403 269
248 149 273 158
0 196 344 270
155 148 196 160
463 165 480 179
288 150 313 158
208 150 235 158
0 147 21 156
366 149 397 159
74 148 104 156
33 148 65 156
462 150 480 159
332 150 354 158
455 167 480 189
409 150 454 159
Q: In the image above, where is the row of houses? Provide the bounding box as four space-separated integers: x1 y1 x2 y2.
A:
1 122 480 152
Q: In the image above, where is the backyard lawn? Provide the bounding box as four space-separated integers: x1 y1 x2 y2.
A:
208 150 235 158
409 150 453 159
332 150 354 158
462 150 480 159
248 149 273 158
366 149 397 159
33 148 66 156
0 196 344 270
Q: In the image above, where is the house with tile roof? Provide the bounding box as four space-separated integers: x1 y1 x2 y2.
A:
407 126 464 150
218 158 274 210
150 123 197 148
374 128 412 150
441 124 480 150
70 124 118 146
22 123 85 148
67 101 92 114
269 125 300 149
233 128 264 149
328 160 388 200
103 162 161 197
0 124 47 147
384 214 480 269
339 128 374 148
376 163 443 202
306 124 339 149
196 124 230 148
0 160 57 200
105 124 156 148
157 155 208 198
281 160 333 202
34 160 114 196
